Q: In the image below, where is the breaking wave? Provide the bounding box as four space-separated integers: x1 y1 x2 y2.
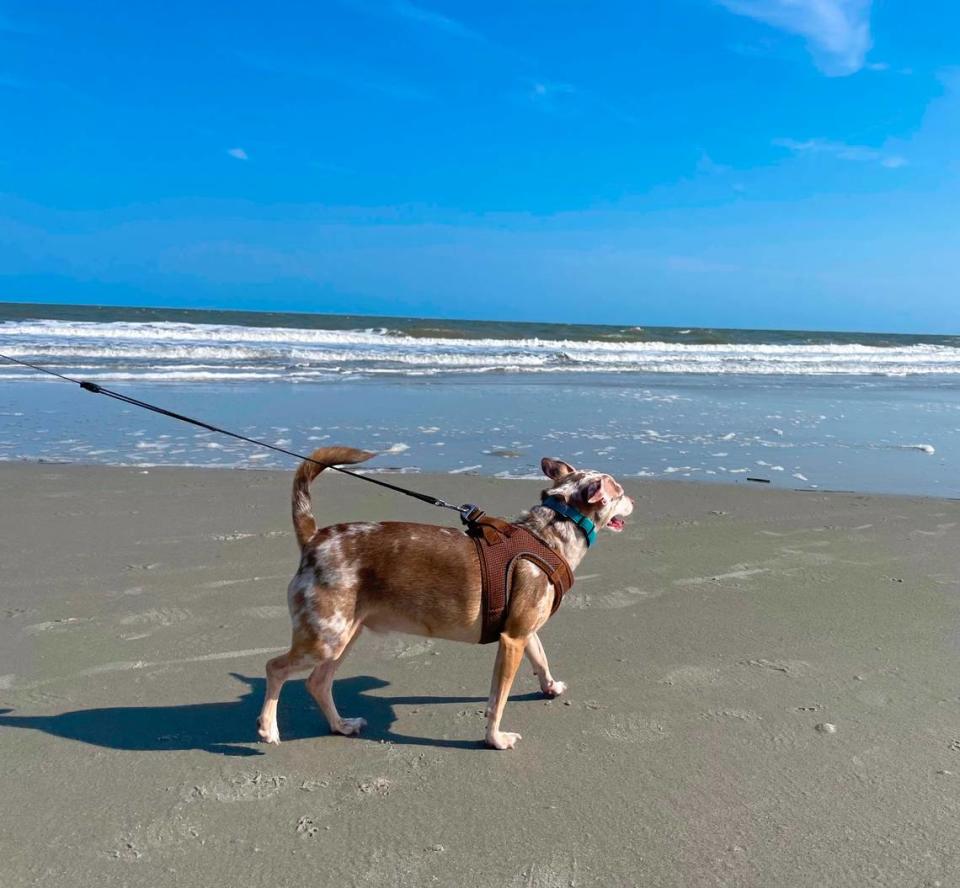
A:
2 318 960 383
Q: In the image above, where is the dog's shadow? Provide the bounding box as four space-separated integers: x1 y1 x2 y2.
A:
0 674 544 757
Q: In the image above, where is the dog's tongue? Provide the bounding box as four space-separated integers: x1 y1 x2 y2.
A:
608 517 625 531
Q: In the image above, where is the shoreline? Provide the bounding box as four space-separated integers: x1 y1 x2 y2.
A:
3 371 957 499
3 454 958 502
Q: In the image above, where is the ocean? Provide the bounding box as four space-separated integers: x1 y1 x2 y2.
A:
1 302 958 497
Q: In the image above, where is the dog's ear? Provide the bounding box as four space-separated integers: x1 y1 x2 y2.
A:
586 475 621 505
541 457 576 480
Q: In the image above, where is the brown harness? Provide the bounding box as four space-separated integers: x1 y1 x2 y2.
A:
464 510 575 644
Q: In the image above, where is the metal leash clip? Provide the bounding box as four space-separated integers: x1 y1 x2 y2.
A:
459 504 485 525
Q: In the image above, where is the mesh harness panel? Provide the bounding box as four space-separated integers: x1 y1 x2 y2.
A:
464 511 575 644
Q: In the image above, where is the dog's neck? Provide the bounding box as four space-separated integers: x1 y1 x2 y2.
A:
516 503 591 570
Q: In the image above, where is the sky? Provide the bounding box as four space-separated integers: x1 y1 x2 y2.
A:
0 1 958 333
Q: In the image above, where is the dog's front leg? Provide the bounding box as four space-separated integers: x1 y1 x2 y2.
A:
525 631 567 697
485 633 527 750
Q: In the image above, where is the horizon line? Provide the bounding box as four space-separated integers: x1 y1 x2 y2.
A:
0 298 955 340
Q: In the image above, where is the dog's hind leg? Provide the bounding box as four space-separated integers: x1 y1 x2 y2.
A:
305 623 366 736
525 631 567 697
257 646 314 745
484 632 527 750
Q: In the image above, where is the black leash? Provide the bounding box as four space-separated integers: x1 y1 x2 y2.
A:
0 353 471 516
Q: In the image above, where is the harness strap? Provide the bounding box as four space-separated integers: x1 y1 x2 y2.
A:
466 512 574 644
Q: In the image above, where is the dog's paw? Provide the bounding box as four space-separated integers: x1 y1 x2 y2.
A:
485 730 522 750
542 679 567 697
333 717 367 737
257 717 280 745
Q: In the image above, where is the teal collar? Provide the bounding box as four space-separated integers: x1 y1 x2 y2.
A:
542 496 598 547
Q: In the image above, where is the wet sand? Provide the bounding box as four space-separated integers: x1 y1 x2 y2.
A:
1 462 959 887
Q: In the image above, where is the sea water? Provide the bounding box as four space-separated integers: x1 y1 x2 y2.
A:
1 303 958 497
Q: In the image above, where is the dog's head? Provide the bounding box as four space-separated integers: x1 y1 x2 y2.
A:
540 457 634 534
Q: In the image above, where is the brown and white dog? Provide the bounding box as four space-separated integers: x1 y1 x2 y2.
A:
256 446 633 750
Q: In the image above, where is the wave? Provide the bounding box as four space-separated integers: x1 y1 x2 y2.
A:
3 318 960 381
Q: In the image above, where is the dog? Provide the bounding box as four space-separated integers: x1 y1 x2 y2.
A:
256 446 633 750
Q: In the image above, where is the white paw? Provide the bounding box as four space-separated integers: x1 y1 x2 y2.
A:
257 718 280 745
486 730 522 750
333 716 367 736
542 679 567 697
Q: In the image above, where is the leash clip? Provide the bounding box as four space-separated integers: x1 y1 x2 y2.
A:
459 503 484 525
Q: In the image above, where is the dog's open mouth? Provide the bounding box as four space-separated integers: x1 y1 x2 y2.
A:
607 517 626 532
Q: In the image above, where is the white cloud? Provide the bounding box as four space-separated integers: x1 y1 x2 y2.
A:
774 137 906 168
226 147 249 161
718 0 873 76
529 80 576 100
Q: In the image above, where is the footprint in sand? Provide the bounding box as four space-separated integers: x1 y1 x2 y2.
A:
508 854 579 888
701 708 762 722
296 815 322 838
357 777 393 797
660 665 723 687
187 772 288 803
109 812 201 861
600 713 669 744
565 585 663 610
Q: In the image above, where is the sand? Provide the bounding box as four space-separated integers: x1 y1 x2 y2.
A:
1 462 959 887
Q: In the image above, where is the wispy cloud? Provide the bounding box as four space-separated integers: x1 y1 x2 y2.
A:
718 0 873 76
390 0 481 40
226 147 249 161
339 0 482 41
774 137 906 168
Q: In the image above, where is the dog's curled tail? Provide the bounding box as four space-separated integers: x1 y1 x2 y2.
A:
292 446 376 548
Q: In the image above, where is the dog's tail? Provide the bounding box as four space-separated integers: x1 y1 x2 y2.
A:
292 446 376 549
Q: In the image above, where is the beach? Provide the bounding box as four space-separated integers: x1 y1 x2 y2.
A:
2 461 959 886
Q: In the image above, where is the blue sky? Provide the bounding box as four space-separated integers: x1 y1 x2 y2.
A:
0 1 958 333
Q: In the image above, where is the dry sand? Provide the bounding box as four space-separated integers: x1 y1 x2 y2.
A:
1 462 959 887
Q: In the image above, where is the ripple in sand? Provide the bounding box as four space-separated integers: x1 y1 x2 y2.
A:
241 605 289 619
23 617 91 635
674 566 768 586
375 638 436 659
741 657 811 678
119 607 191 627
